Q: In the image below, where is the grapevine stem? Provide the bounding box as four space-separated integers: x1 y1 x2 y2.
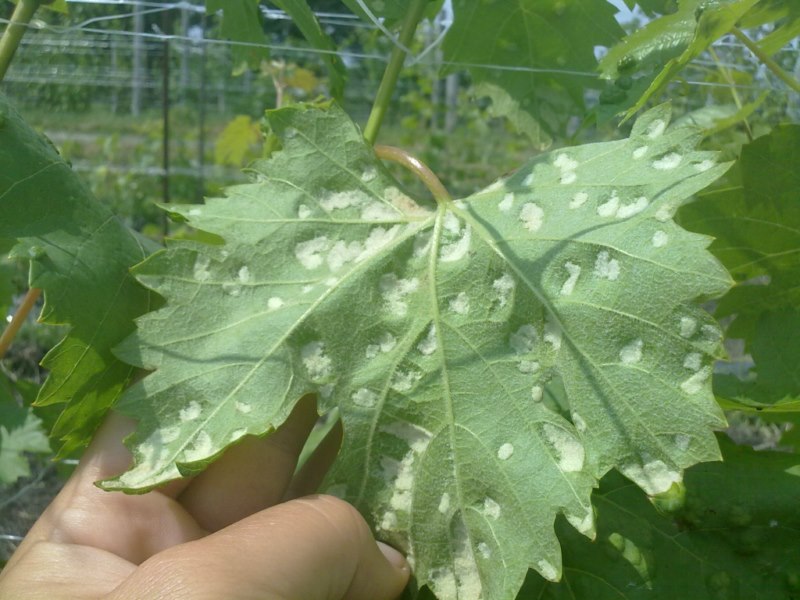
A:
731 27 800 94
0 287 41 360
375 144 451 204
363 0 428 146
0 0 41 84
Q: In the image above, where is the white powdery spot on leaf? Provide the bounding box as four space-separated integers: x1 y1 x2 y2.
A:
537 559 559 582
683 352 702 371
184 430 212 462
417 324 438 356
694 159 715 172
367 332 397 358
518 360 540 374
652 152 682 170
320 189 370 212
597 190 620 217
675 434 691 451
566 509 595 537
159 426 181 444
499 192 515 212
380 274 420 317
193 256 212 282
352 388 378 408
361 201 398 221
497 442 514 460
523 172 535 186
633 145 648 159
382 421 433 453
327 240 364 271
531 385 543 402
361 166 378 182
572 412 587 433
235 401 252 414
413 230 433 258
701 324 720 341
180 401 202 422
230 428 248 443
237 266 251 284
379 511 398 531
268 297 284 310
493 273 515 307
544 318 562 351
509 324 537 354
453 518 483 600
391 368 422 392
519 202 544 232
439 213 472 262
359 225 401 262
477 542 492 559
297 204 312 219
652 230 669 247
438 492 451 514
295 236 330 270
621 459 682 495
554 153 578 184
645 119 666 139
617 196 649 218
594 250 620 281
655 203 675 222
188 207 202 217
449 292 470 315
680 366 712 395
619 339 643 365
301 341 332 381
482 497 501 520
543 424 584 472
430 568 457 600
381 425 431 513
679 316 698 338
569 191 588 209
560 261 581 296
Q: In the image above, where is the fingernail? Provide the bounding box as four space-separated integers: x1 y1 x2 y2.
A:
378 542 408 570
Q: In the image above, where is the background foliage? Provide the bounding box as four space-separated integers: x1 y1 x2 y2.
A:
1 0 799 597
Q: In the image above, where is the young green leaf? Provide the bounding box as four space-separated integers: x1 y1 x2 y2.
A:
0 409 50 485
206 0 270 73
270 0 347 100
106 101 730 598
443 0 624 136
0 96 158 456
519 437 800 598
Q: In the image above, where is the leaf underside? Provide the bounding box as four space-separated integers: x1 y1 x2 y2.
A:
107 101 731 600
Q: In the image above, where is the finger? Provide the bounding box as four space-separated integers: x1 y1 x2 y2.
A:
11 412 204 567
177 394 319 531
284 418 343 500
108 495 410 600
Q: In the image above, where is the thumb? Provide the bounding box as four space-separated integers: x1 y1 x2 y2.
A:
109 494 410 600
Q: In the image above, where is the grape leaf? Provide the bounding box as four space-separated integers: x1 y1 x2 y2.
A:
600 0 780 120
0 408 50 485
270 0 347 100
442 0 625 136
206 0 269 72
514 436 800 599
214 115 262 167
680 125 800 405
0 95 158 455
106 100 730 598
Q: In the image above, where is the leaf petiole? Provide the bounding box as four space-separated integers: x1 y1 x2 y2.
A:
0 287 41 359
375 144 451 204
731 27 800 95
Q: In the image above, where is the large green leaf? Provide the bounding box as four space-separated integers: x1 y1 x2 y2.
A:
680 125 800 406
206 0 270 72
106 101 730 599
0 95 158 455
271 0 347 100
600 0 763 120
0 409 50 485
443 0 625 136
514 436 800 599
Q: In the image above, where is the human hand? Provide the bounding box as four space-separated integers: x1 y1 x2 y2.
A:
0 396 410 599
